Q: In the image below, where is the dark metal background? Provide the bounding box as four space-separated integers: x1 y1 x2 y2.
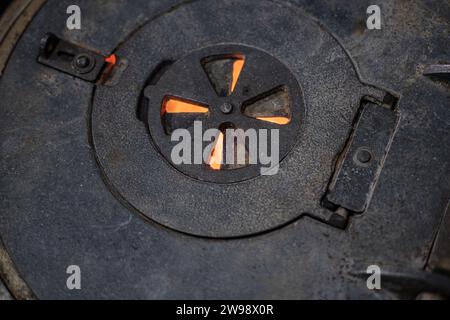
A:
0 0 449 299
0 1 13 15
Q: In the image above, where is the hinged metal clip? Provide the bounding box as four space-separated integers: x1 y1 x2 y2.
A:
37 33 120 83
324 100 400 215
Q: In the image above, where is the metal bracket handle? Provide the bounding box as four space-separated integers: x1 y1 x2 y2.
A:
323 97 400 218
37 33 122 84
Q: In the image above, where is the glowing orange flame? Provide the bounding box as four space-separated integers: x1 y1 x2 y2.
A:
256 117 291 125
231 58 245 93
208 132 224 170
163 97 209 114
105 54 117 65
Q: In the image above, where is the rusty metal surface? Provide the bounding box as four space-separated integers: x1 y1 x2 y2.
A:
0 241 35 300
0 0 45 300
0 0 30 43
427 202 450 274
0 278 13 300
0 0 46 76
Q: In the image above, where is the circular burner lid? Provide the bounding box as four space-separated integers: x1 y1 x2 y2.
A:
91 0 370 238
144 44 304 183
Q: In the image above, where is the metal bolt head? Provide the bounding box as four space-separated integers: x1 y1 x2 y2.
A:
75 55 91 69
72 54 96 74
220 102 233 114
356 148 373 164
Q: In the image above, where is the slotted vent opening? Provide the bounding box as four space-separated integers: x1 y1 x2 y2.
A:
242 86 292 125
201 54 245 97
161 96 209 135
157 53 294 172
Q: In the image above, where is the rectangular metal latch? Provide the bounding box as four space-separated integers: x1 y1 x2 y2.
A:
325 101 400 214
37 33 119 83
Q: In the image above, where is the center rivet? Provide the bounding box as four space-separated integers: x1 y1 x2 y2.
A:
220 102 233 114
